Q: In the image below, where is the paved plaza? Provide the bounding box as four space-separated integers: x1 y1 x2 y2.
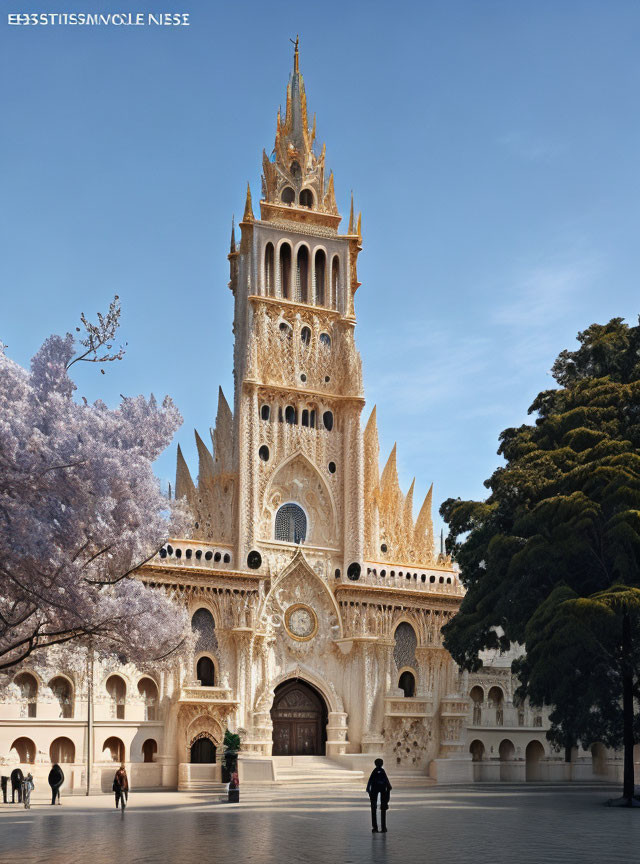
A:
0 783 637 864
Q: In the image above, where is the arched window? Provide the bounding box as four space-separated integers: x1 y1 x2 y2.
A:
314 249 326 305
296 246 309 303
281 186 295 205
275 503 307 544
394 623 417 671
261 404 270 421
285 405 297 425
398 670 415 698
469 740 485 762
15 672 38 718
138 677 159 721
322 410 333 431
191 608 218 653
103 737 125 762
526 740 545 781
300 188 314 208
142 739 158 763
331 256 340 308
10 737 36 764
488 685 504 726
49 676 73 719
470 685 484 724
264 242 275 295
105 675 126 720
50 736 75 763
197 656 216 687
279 243 292 299
300 325 311 346
290 161 301 180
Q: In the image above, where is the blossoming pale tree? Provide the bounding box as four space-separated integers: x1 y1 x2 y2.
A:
0 298 189 672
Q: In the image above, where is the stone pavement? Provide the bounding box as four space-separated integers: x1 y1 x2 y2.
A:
0 783 637 864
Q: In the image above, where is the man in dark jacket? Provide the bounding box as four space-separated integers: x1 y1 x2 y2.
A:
48 763 64 805
366 758 392 833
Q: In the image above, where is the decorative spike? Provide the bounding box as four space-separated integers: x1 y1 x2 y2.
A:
414 483 435 557
230 216 236 253
348 192 355 234
380 443 400 494
311 112 316 143
357 211 362 240
404 478 415 517
243 182 254 221
175 444 195 500
212 387 234 475
194 429 215 485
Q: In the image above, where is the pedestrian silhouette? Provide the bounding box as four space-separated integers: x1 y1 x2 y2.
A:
113 763 129 810
366 758 392 833
48 763 64 805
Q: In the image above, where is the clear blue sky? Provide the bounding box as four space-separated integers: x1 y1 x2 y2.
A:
2 1 639 538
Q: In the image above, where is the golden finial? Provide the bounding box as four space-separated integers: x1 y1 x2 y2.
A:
348 192 355 234
356 211 362 240
290 34 300 73
243 182 254 221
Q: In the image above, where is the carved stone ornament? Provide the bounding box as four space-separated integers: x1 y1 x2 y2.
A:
285 603 318 641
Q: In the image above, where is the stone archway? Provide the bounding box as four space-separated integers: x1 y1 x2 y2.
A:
190 732 216 764
271 679 328 756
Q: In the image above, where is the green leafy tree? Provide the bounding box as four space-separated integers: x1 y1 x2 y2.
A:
441 318 640 805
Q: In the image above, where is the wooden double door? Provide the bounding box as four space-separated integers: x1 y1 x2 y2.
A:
271 679 327 756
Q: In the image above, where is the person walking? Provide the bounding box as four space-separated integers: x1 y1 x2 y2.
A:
48 763 64 805
113 763 129 810
366 758 392 833
22 773 34 809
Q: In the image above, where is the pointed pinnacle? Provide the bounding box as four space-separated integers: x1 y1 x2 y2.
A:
348 192 355 234
230 216 236 252
357 211 362 240
243 182 254 221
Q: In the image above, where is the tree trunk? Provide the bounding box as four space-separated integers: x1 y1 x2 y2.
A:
622 610 635 802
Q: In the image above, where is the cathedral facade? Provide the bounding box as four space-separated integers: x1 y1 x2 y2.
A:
7 45 612 793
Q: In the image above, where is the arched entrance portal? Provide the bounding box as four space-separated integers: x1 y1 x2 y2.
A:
271 679 328 756
190 733 216 764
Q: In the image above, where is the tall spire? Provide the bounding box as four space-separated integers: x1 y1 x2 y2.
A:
292 33 299 74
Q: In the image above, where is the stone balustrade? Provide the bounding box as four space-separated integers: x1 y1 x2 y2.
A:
359 562 465 596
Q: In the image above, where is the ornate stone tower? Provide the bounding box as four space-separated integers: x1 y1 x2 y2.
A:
228 38 365 578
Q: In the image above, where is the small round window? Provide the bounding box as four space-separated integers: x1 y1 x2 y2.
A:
328 461 336 474
259 445 269 461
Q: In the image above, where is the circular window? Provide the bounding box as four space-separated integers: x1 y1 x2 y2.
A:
381 543 388 553
214 551 221 562
325 376 330 383
223 553 231 563
259 445 269 461
300 373 307 383
159 548 167 559
247 550 262 570
285 604 318 640
347 562 361 581
205 550 213 561
328 461 336 474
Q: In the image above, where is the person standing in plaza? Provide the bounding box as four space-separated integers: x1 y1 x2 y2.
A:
22 773 34 809
48 763 64 805
366 758 392 833
113 763 129 810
